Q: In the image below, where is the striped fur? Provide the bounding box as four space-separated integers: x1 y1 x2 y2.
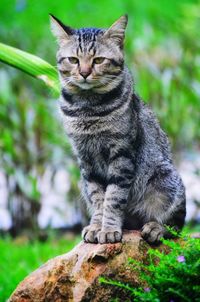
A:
50 15 186 244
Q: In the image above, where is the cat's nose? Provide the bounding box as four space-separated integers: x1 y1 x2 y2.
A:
80 69 91 79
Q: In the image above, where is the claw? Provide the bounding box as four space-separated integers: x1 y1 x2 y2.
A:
82 224 101 243
98 229 122 244
141 222 164 244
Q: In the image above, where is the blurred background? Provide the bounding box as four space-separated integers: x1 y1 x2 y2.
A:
0 0 200 299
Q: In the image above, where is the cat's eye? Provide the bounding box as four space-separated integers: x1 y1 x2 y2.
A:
93 57 105 64
68 57 79 64
62 70 69 75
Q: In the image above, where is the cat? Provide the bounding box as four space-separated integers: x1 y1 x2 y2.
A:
50 14 186 244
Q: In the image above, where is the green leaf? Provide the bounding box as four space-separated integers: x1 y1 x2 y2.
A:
0 42 60 95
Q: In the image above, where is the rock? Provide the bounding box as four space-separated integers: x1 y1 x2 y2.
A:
8 231 156 302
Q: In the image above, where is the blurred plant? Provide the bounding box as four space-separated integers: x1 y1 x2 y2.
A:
100 229 200 301
132 0 200 149
0 43 75 235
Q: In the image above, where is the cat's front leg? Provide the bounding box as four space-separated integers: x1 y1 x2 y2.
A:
98 157 134 244
81 180 105 243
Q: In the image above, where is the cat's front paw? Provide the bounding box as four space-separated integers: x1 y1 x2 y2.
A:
82 224 101 243
141 221 165 244
98 228 122 244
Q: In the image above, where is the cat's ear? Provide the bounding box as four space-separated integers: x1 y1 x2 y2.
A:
103 15 128 47
50 14 74 43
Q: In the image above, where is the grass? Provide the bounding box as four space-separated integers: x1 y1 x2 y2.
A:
0 235 80 301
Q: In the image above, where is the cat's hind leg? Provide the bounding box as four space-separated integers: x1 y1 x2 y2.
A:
141 170 186 244
141 221 165 244
141 203 186 244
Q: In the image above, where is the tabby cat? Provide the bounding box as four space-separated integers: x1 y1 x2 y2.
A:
50 14 186 244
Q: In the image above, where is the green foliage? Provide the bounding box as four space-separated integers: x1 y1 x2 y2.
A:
0 235 80 301
0 43 59 95
0 70 72 233
100 230 200 301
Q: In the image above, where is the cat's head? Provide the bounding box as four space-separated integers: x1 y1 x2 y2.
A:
50 15 128 94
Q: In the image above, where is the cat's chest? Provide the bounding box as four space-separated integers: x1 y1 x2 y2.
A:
63 114 115 136
72 133 110 160
63 114 117 162
72 134 110 176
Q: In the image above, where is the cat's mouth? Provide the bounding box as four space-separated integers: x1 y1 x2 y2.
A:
70 77 104 91
77 81 92 90
75 78 102 90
